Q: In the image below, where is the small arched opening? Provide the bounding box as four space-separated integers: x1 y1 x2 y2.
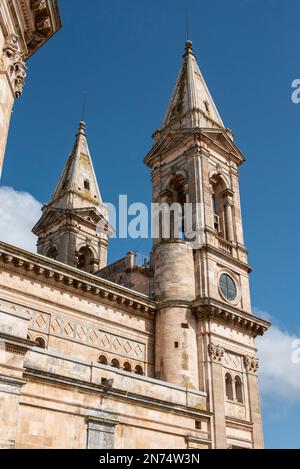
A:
84 179 90 191
135 365 144 376
111 358 120 369
225 372 234 401
98 355 108 366
211 175 235 242
235 375 244 403
123 362 132 373
35 337 46 349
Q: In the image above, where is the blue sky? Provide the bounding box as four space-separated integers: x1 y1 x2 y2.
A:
1 0 300 448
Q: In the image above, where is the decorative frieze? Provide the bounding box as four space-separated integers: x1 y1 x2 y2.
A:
45 314 146 362
223 352 242 371
244 355 259 373
208 343 225 363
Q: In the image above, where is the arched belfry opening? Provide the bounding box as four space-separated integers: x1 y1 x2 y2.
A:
46 246 58 261
210 175 234 242
225 372 234 401
169 174 187 206
235 375 244 403
77 246 95 273
161 174 187 240
211 175 226 238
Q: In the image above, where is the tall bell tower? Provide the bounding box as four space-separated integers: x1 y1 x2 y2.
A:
145 40 270 449
33 121 112 273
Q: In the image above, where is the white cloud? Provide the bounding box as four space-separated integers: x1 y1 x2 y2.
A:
257 321 300 403
0 186 42 252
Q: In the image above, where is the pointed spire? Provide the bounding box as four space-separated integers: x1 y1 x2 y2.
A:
162 40 224 130
50 121 103 209
33 121 112 272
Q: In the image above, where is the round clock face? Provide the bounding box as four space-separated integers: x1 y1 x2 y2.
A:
219 273 237 301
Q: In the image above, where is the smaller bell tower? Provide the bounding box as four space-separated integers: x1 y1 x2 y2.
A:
33 121 112 273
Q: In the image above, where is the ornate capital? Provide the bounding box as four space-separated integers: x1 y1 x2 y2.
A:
244 355 259 373
208 343 225 363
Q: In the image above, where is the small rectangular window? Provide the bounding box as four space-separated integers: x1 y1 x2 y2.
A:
195 421 202 430
174 342 179 349
181 323 189 329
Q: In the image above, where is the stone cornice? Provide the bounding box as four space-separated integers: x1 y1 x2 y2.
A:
193 298 270 337
2 1 62 60
0 242 156 317
24 0 62 58
144 128 244 168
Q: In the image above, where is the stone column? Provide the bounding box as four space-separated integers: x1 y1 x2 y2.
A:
244 356 264 448
225 203 234 242
223 190 234 242
208 343 227 449
186 147 207 248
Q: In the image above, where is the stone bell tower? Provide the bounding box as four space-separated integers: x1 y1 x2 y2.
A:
33 121 113 273
145 40 270 448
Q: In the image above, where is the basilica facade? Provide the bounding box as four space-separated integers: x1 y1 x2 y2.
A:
0 2 270 450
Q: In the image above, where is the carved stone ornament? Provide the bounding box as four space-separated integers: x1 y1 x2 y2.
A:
1 34 27 98
244 355 259 373
208 343 225 363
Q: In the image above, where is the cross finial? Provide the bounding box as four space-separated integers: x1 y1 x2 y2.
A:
185 8 190 41
81 91 87 123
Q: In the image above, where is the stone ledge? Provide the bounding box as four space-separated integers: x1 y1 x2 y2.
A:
24 367 212 420
24 347 207 398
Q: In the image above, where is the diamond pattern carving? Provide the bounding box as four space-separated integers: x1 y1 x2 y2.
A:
223 352 242 371
112 337 121 351
134 344 142 357
224 353 231 365
50 318 61 333
89 330 98 343
77 326 86 340
233 355 241 368
64 323 74 336
35 314 46 329
101 334 110 348
124 341 132 354
47 315 145 361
